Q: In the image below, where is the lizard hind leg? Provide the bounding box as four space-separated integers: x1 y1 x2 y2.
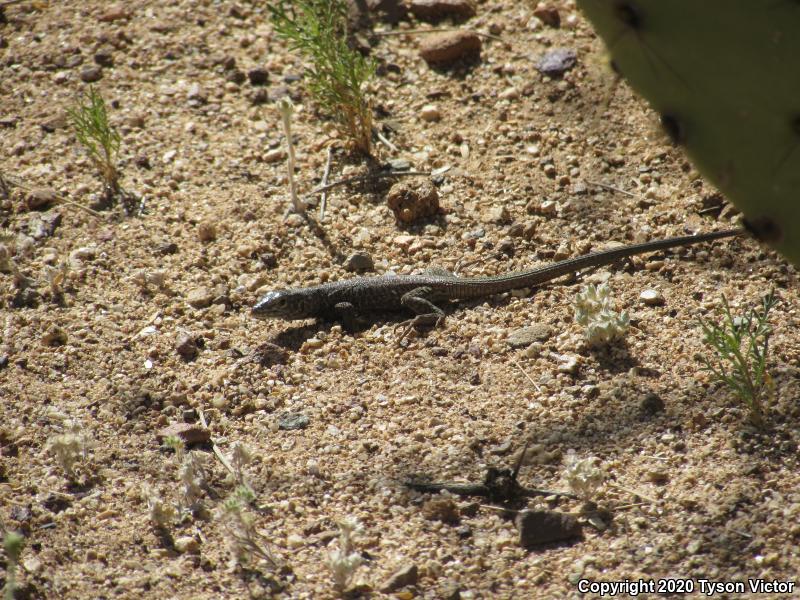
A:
396 286 447 340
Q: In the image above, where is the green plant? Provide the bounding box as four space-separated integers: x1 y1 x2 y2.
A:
67 86 122 195
269 0 375 154
219 485 277 568
697 291 777 428
576 1 800 266
3 530 24 600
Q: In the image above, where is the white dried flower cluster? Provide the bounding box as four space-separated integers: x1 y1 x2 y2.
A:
327 517 363 592
563 450 604 500
574 283 630 346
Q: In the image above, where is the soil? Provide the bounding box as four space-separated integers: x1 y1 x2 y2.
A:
1 1 799 599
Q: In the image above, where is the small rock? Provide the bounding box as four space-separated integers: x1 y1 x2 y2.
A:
408 0 476 22
284 213 305 227
186 83 207 103
536 48 577 77
419 31 481 66
69 246 96 264
515 509 582 548
264 148 285 163
344 251 374 273
186 287 214 309
386 181 439 223
156 422 211 445
647 469 669 485
197 221 217 242
394 235 416 250
93 47 114 67
175 331 199 360
639 392 665 415
278 412 309 431
155 241 178 255
556 354 580 375
25 187 57 211
498 87 519 101
27 211 62 240
380 564 419 593
533 5 560 28
481 205 509 224
98 5 129 21
640 289 664 306
79 66 103 83
173 536 200 554
225 68 246 85
248 67 269 86
421 497 460 524
40 113 68 133
42 325 68 347
420 104 441 122
507 324 553 348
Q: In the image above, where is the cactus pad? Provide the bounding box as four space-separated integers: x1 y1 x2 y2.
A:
577 0 800 265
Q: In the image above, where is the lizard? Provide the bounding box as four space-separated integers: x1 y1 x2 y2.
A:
252 228 743 329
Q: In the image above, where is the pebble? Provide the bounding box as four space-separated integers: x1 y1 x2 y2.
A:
263 148 285 163
515 509 582 548
344 251 374 273
93 47 114 67
174 536 200 554
284 213 305 227
421 497 460 524
248 67 269 86
79 66 103 83
186 287 214 309
69 246 96 264
556 354 580 375
197 221 217 242
278 412 309 431
481 206 509 224
386 181 439 223
498 87 519 100
98 5 129 22
420 104 441 122
408 0 476 22
174 331 199 360
507 324 553 348
640 289 664 306
639 392 665 415
380 564 419 593
419 31 481 66
25 187 57 211
536 48 577 77
647 469 669 485
42 325 68 347
27 211 63 239
156 423 211 444
533 5 561 28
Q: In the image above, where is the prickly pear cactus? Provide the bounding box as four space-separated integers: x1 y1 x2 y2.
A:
576 0 800 266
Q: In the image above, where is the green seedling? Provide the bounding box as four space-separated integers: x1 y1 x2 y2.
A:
219 485 277 568
269 0 375 154
3 530 24 600
697 291 777 428
67 87 121 193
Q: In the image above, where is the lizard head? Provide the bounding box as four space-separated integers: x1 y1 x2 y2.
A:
252 289 320 320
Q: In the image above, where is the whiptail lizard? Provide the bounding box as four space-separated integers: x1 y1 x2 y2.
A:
252 228 743 328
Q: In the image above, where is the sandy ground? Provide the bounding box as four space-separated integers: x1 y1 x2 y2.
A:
1 1 799 598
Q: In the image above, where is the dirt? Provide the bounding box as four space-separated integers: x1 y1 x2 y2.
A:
1 1 799 599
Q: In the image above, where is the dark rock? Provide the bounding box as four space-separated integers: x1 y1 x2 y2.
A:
278 412 309 431
344 251 374 273
93 47 114 67
79 66 103 83
175 331 199 360
639 392 665 415
408 0 476 22
248 67 269 86
533 5 560 28
536 48 577 77
515 509 582 548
